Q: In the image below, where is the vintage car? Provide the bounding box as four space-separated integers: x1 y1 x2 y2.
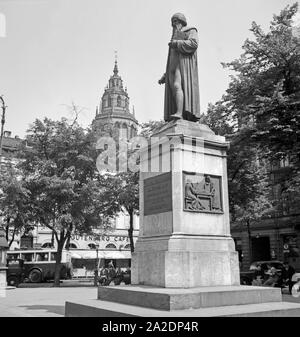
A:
240 260 284 285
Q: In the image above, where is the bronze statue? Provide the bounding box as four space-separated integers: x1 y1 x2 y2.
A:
159 13 200 122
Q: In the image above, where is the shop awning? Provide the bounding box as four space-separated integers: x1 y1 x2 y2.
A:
70 250 131 259
104 250 131 259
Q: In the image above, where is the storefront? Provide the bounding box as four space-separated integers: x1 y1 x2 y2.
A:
69 249 132 278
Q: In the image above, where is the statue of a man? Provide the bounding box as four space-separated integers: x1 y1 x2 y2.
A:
159 13 200 122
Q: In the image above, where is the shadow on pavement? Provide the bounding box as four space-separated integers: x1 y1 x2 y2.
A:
19 304 65 316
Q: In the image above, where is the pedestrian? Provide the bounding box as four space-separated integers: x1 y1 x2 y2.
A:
263 267 280 287
254 264 265 280
281 261 295 294
252 275 263 286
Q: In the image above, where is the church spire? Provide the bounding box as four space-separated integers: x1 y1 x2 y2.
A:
113 50 118 75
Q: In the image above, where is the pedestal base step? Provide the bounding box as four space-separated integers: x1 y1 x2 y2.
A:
97 285 281 311
65 299 300 317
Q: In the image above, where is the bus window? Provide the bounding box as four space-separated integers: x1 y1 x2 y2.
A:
21 253 34 262
50 253 57 261
7 253 20 260
35 252 49 262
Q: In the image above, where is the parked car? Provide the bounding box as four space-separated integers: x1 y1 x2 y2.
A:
240 260 284 285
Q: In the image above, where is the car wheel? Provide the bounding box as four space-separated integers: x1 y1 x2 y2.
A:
28 269 42 283
7 276 19 287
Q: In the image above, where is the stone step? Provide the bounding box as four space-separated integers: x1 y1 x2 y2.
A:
97 285 282 310
65 299 300 317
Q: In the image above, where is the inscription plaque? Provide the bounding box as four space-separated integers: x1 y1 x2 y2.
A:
144 172 172 216
183 172 223 213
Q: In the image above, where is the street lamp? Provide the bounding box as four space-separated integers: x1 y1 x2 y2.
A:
0 96 7 158
94 243 100 286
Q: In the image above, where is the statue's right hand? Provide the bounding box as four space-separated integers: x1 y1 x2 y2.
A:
158 74 166 85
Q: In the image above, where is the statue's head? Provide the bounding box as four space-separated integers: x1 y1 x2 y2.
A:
171 13 187 28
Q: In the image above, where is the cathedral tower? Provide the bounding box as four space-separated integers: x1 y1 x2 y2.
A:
92 59 138 140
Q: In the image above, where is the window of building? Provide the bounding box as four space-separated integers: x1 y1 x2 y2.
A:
20 235 33 249
282 235 299 258
88 243 97 249
105 243 117 250
117 95 121 107
280 157 290 168
124 244 131 250
66 243 78 249
41 242 53 248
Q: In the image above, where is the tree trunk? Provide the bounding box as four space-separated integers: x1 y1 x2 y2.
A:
8 228 17 248
5 218 10 242
53 231 66 287
65 232 71 250
128 210 135 253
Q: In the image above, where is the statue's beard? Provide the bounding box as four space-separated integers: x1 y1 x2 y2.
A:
173 24 182 31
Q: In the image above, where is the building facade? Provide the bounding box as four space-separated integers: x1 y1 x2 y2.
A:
232 158 300 271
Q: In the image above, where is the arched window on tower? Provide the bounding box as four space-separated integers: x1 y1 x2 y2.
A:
120 123 128 139
103 98 107 108
130 125 136 138
108 96 112 107
117 95 121 107
125 98 129 109
115 122 120 138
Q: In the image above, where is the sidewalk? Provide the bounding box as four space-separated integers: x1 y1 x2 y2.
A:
0 287 96 317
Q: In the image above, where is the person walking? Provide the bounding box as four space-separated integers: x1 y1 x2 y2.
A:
281 261 295 294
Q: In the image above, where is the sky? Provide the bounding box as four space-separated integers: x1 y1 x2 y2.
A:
0 0 298 138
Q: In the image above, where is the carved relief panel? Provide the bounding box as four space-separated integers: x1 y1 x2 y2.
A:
183 172 223 213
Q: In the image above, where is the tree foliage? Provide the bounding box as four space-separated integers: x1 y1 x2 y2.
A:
202 4 300 230
221 3 300 190
0 165 33 248
18 118 117 285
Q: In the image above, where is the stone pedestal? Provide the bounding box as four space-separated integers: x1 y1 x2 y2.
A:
0 268 7 286
132 120 240 287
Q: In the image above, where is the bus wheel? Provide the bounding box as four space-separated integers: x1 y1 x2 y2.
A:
29 269 42 283
7 276 19 287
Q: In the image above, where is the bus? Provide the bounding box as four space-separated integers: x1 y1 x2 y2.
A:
6 249 72 284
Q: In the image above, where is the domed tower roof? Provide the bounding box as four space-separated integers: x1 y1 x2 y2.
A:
92 59 138 140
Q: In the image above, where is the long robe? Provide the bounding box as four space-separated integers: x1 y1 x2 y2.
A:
164 26 200 122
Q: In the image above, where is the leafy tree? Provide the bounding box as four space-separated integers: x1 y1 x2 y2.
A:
202 4 300 262
221 3 300 190
0 165 32 248
202 103 272 263
18 118 117 286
